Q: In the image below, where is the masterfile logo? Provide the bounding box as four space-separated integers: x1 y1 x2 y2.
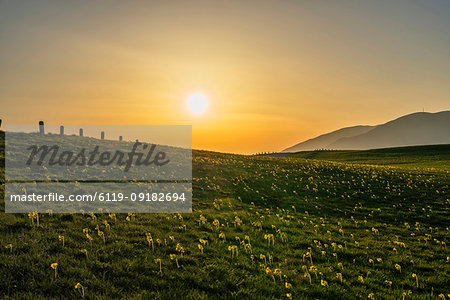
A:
4 125 192 213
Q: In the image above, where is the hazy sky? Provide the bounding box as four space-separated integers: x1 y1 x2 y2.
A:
1 0 449 153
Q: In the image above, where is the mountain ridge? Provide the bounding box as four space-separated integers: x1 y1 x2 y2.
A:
283 111 450 152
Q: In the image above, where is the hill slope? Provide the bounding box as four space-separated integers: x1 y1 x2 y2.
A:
283 125 374 152
283 111 450 151
329 111 450 150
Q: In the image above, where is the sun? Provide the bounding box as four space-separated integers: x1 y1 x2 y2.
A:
187 93 208 115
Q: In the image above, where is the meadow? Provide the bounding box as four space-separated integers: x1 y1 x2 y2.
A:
0 132 449 299
287 145 450 171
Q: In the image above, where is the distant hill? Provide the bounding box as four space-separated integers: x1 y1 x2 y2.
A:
283 111 450 152
283 125 374 152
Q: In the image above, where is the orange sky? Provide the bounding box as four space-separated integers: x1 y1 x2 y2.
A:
1 1 449 153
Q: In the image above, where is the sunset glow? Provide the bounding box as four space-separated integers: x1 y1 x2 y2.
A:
1 1 449 154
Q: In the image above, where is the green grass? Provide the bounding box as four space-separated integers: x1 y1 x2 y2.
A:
287 144 450 171
0 132 449 299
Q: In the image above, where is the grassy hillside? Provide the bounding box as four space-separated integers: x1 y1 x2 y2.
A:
1 133 449 299
288 144 450 171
